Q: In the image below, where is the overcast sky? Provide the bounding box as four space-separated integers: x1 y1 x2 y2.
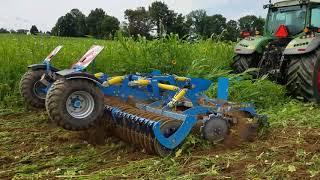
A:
0 0 269 32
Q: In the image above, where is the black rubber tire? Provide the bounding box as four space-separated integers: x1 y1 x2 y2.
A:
202 117 229 143
286 49 320 103
231 54 258 74
20 69 47 108
154 120 182 157
46 79 104 131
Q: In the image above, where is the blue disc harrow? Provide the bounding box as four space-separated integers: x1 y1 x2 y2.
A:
42 47 268 156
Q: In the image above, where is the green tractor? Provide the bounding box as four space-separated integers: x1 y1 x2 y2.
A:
232 0 320 102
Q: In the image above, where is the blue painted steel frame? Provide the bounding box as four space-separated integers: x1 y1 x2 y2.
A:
61 69 265 150
101 73 212 104
152 106 213 149
97 72 237 149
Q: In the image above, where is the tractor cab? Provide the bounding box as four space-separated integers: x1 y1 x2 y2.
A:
309 3 320 31
265 0 320 38
265 3 306 37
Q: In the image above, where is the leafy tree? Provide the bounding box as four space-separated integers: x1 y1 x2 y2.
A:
85 8 120 39
149 2 189 38
125 7 152 38
238 15 265 33
51 8 119 38
224 20 240 41
70 9 87 36
186 10 207 35
0 28 9 33
86 8 106 38
30 25 39 35
203 14 226 38
166 13 190 38
149 1 170 36
118 22 130 37
51 17 64 36
64 13 78 36
51 13 77 36
51 9 87 37
101 15 120 39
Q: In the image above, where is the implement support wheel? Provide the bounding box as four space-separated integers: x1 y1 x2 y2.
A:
46 79 104 131
20 69 48 108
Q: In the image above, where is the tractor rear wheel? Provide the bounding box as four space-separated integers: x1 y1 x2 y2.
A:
46 79 104 131
20 69 47 108
231 54 259 74
286 49 320 102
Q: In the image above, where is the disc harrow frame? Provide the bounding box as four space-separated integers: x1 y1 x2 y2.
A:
48 67 268 156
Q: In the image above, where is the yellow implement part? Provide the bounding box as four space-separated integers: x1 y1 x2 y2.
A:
174 88 188 100
94 72 104 79
103 76 125 87
130 80 179 91
167 88 188 107
134 79 151 86
108 76 125 85
158 84 179 91
175 76 190 82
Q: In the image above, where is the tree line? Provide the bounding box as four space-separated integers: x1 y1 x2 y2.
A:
0 26 43 35
0 1 265 41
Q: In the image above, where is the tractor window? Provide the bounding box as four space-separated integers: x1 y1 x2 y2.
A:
266 5 307 36
311 6 320 28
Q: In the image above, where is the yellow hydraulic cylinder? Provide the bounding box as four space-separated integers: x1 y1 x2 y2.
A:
174 76 190 82
135 79 151 86
129 80 180 91
108 76 125 85
94 72 104 79
174 88 187 100
167 88 188 107
128 79 150 87
103 76 125 87
158 83 179 91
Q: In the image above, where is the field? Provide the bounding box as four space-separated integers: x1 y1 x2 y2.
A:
0 34 320 179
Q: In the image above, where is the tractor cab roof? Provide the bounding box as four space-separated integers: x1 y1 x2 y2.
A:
272 0 320 7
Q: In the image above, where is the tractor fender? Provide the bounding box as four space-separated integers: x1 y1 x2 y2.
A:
56 69 103 85
284 35 320 55
28 64 59 72
234 36 272 55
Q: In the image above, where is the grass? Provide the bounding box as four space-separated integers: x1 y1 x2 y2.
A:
0 34 320 178
0 33 233 109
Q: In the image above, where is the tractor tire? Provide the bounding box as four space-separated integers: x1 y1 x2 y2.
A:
231 54 259 74
20 69 47 108
286 49 320 102
46 79 104 131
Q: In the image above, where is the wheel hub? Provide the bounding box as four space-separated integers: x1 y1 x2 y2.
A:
71 98 82 109
213 128 222 135
33 81 48 100
66 91 95 119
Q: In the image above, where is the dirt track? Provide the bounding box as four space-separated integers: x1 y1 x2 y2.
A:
0 111 319 179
